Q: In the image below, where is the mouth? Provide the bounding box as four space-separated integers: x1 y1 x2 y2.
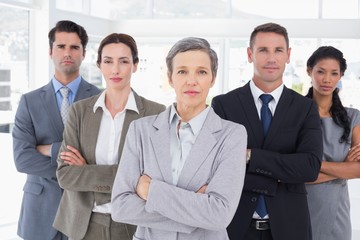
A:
110 77 122 82
320 86 332 91
62 60 73 65
184 90 199 96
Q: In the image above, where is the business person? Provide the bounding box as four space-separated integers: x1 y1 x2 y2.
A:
12 20 100 240
53 33 165 240
305 46 360 240
211 22 323 240
111 37 247 240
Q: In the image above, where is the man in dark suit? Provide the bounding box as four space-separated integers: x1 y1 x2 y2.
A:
12 20 100 240
212 22 323 240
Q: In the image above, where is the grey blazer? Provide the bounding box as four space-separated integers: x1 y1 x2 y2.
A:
12 79 100 240
53 90 165 240
111 107 247 240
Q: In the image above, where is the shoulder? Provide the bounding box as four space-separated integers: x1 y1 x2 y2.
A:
213 86 246 101
72 93 101 111
345 107 360 125
209 109 247 134
135 93 166 114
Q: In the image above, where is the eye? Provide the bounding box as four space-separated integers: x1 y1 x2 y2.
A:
103 60 112 64
199 70 207 75
177 70 186 74
71 46 80 50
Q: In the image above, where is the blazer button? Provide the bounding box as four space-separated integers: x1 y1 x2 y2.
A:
256 169 260 173
264 190 268 194
251 197 257 202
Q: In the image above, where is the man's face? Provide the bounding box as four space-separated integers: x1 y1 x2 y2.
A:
247 32 291 86
49 31 85 78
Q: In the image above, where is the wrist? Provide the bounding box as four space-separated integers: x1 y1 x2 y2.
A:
246 149 251 164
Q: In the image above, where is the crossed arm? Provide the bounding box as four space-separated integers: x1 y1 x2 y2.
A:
310 124 360 184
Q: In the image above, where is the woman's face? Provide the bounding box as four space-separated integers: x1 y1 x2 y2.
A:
99 43 137 91
308 58 342 97
169 50 215 114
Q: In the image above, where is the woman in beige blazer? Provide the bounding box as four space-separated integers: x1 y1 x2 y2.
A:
111 37 247 240
53 33 165 240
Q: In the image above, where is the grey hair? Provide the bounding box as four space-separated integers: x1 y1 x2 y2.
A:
166 37 218 79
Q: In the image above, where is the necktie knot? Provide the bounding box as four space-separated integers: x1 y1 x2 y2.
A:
60 87 70 98
260 94 273 105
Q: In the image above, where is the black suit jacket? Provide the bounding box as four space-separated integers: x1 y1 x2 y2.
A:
211 82 323 240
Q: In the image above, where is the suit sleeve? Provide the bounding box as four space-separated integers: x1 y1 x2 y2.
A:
12 95 57 179
112 121 247 232
56 105 117 194
247 101 322 184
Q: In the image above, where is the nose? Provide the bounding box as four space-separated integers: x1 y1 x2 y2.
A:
186 73 197 85
112 63 120 75
323 73 331 83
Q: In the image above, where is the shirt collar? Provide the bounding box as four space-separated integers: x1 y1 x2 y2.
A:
52 75 82 94
169 103 210 136
93 90 139 114
249 79 284 104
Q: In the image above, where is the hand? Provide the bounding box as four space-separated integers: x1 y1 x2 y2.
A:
196 184 208 194
36 144 51 157
345 144 360 162
60 145 87 166
136 174 151 201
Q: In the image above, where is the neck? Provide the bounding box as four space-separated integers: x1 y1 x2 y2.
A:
252 76 282 93
176 103 206 122
313 92 332 117
55 72 79 86
105 88 131 117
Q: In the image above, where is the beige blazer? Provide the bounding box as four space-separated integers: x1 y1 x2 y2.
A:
53 90 165 239
111 107 247 240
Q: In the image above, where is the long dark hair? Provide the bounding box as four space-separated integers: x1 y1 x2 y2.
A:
305 46 350 143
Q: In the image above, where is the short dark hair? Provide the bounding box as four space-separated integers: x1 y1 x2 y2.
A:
96 33 139 67
166 37 218 79
48 20 88 53
249 22 289 49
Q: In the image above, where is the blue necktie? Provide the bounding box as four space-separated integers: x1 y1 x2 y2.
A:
256 94 273 218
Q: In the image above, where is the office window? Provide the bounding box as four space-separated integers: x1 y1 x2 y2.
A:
0 6 29 115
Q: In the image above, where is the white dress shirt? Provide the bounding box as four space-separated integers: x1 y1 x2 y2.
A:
249 79 283 219
92 90 138 213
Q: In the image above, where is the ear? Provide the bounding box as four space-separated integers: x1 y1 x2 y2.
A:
286 47 291 64
210 77 216 87
306 67 312 77
247 47 253 63
82 50 86 59
133 62 138 73
168 73 174 88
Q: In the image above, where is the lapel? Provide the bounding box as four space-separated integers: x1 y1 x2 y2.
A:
74 78 95 101
237 83 264 146
264 86 293 146
118 90 145 159
82 95 102 165
150 107 174 184
40 82 64 137
176 109 220 189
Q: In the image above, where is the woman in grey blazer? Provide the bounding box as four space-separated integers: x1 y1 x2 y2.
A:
111 37 247 240
53 33 165 240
